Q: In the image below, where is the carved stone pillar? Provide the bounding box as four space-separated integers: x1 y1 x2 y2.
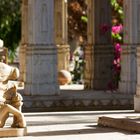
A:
119 0 138 95
84 0 94 88
54 0 70 71
84 0 114 89
127 1 140 111
24 0 59 95
19 0 28 82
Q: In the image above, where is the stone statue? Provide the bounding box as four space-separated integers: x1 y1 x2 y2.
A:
0 62 26 128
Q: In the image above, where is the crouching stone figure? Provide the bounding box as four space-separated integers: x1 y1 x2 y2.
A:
0 62 26 128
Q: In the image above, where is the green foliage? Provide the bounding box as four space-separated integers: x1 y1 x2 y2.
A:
0 0 21 61
68 0 87 41
111 0 123 90
112 32 122 41
81 16 88 23
111 0 123 23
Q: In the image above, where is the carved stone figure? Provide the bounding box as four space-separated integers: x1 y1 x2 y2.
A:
0 62 26 128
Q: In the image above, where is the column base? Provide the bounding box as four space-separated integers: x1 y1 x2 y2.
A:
25 45 59 96
119 45 136 94
93 45 114 90
119 81 136 94
134 95 140 112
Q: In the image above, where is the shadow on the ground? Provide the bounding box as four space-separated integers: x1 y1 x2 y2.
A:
27 125 129 137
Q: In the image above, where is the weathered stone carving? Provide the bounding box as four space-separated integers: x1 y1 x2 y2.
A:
0 62 26 128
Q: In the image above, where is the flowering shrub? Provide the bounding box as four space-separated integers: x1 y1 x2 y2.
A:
109 0 123 91
112 24 123 35
100 24 111 35
111 30 122 90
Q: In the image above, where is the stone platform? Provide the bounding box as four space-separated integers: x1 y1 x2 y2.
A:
0 127 27 137
98 115 140 133
15 83 133 112
22 89 133 112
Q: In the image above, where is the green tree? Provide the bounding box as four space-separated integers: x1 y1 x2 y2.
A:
0 0 21 62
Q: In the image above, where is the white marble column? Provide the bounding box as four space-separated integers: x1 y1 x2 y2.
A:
84 0 114 89
54 0 70 71
119 0 138 95
24 0 59 95
19 0 28 82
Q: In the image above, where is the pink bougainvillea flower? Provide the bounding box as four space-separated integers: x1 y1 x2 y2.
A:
115 43 122 52
113 58 121 65
116 58 121 63
100 24 110 35
113 60 117 65
112 24 123 34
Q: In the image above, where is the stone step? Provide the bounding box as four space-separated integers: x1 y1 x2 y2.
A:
98 116 140 133
0 127 27 138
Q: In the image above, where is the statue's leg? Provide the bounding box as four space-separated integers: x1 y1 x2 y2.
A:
0 104 9 128
11 100 23 128
4 104 26 128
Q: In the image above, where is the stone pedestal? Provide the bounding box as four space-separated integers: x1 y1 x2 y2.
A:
0 128 27 138
24 0 59 95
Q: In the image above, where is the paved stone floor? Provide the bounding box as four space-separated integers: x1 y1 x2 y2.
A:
2 110 140 140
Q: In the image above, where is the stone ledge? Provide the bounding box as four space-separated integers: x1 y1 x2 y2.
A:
98 116 140 133
0 127 27 138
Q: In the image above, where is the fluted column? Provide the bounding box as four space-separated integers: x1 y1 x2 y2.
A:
24 0 59 95
19 0 28 82
119 0 138 95
84 0 114 89
54 0 70 71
